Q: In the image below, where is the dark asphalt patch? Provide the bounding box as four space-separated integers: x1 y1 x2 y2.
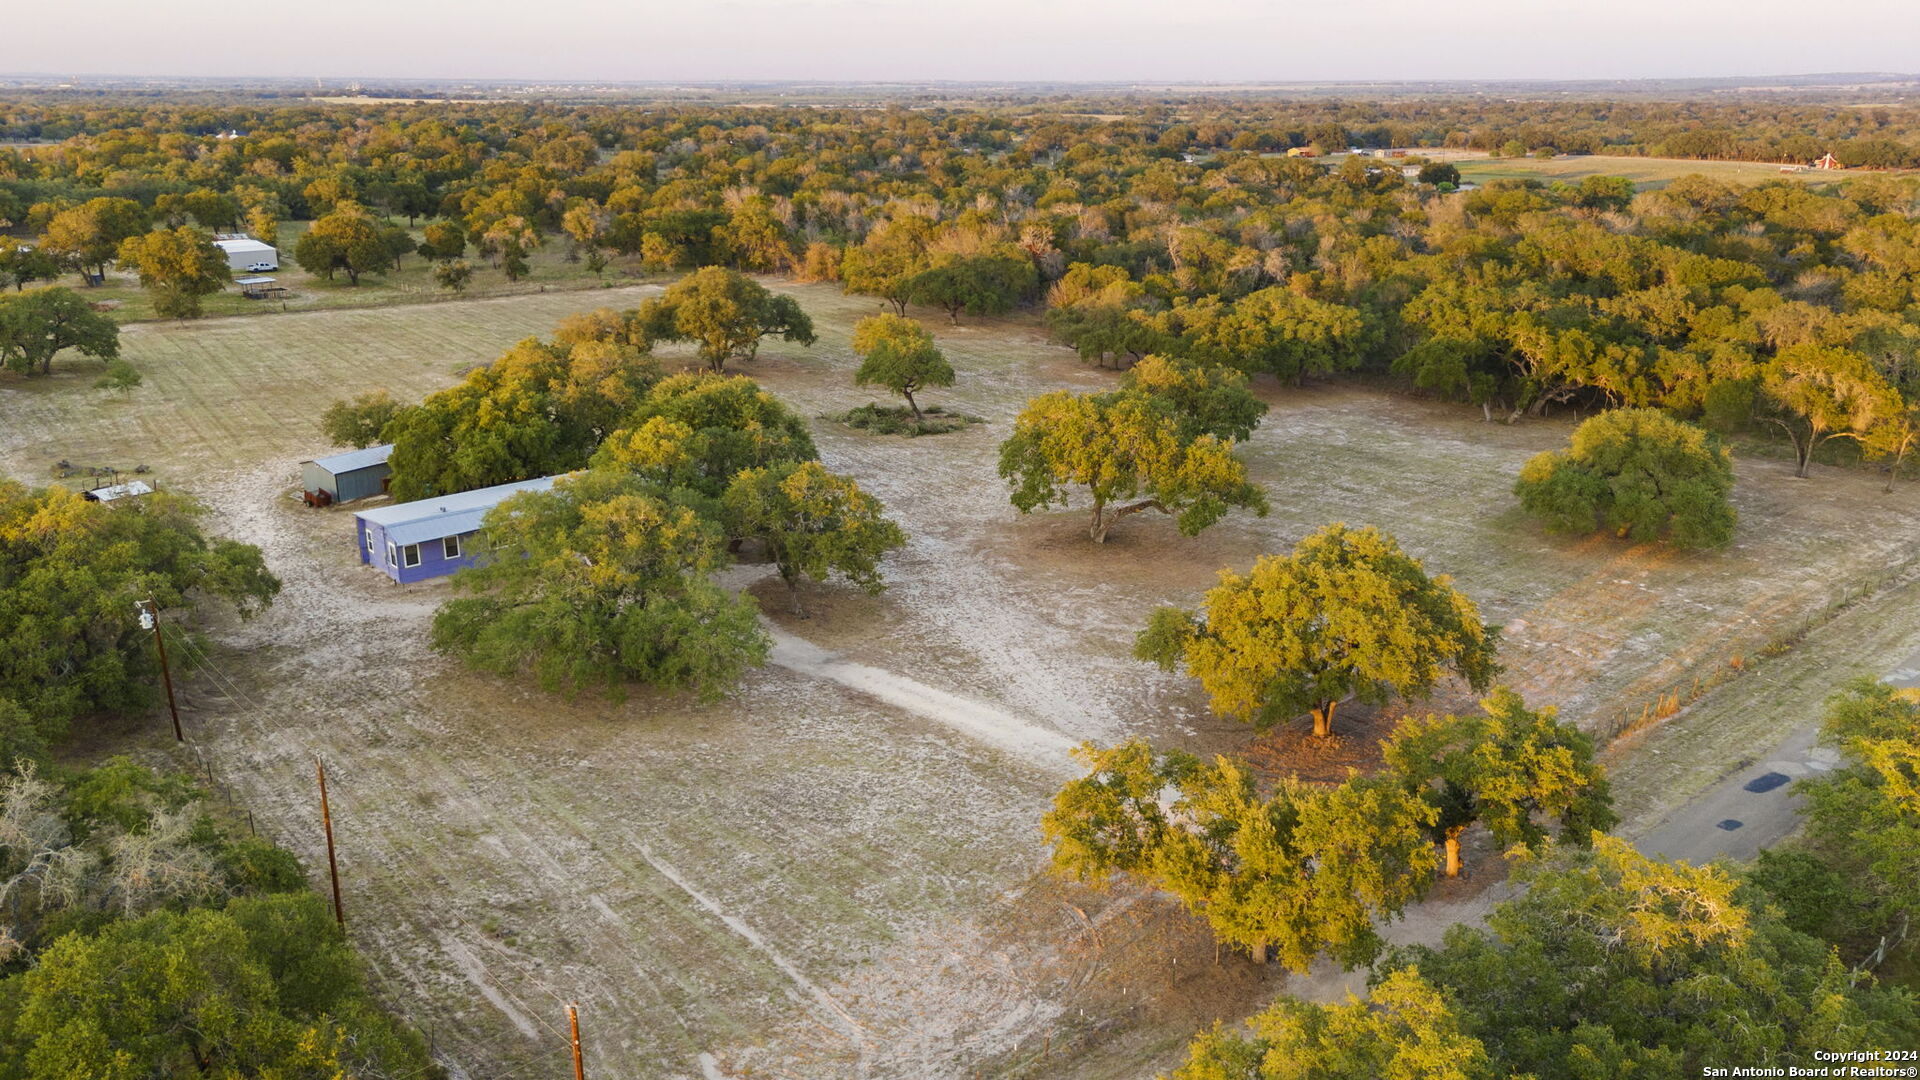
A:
1717 819 1744 831
1744 772 1791 793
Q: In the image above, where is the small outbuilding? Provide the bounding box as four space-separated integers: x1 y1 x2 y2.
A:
353 475 560 584
213 236 279 271
302 444 394 506
81 479 154 504
235 276 288 300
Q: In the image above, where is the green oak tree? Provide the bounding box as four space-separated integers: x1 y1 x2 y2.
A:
431 470 768 701
1761 344 1900 478
851 312 955 420
722 461 907 613
1381 687 1616 877
597 372 818 500
1137 524 1499 736
0 482 279 745
999 373 1268 543
384 335 657 500
1378 837 1920 1077
636 267 816 373
1514 408 1736 548
319 389 403 448
0 287 119 375
293 203 393 285
1167 967 1503 1080
1044 743 1438 971
903 252 1038 324
115 226 231 318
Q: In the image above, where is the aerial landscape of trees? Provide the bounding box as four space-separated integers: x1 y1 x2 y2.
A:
2 83 1919 1080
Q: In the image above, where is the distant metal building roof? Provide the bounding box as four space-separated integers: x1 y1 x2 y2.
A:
81 479 154 502
234 275 277 285
355 475 562 547
214 237 277 254
307 443 394 475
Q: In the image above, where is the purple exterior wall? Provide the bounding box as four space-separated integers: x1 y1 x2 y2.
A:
355 517 483 584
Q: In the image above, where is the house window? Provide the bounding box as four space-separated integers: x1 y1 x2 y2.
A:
366 531 375 557
443 534 462 559
386 541 397 567
402 544 421 568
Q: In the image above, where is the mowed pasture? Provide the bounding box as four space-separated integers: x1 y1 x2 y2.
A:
1452 152 1898 189
5 282 1920 1078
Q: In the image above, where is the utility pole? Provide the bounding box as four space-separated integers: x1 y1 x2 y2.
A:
316 757 345 927
568 1003 586 1080
137 599 183 742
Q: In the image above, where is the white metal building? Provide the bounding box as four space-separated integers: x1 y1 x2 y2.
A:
213 236 279 271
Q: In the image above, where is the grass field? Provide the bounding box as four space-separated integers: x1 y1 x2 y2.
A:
4 281 1919 1077
1452 152 1892 189
60 218 660 324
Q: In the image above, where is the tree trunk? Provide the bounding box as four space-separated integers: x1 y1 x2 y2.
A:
1795 439 1813 478
1311 700 1336 737
1444 828 1464 878
1088 501 1109 543
903 387 922 421
1481 401 1494 422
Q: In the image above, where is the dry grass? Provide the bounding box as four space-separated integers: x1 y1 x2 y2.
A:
1454 152 1900 189
5 280 1920 1077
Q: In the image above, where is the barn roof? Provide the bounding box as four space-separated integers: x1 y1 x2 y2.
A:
307 443 394 475
355 474 562 547
213 237 277 254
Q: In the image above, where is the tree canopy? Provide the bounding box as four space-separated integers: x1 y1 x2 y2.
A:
1372 837 1920 1078
1137 524 1499 736
430 470 768 701
0 287 119 376
999 359 1269 542
1043 741 1437 971
0 482 279 745
1514 408 1737 548
0 757 438 1079
292 202 396 285
850 313 955 419
636 267 816 373
383 333 658 500
597 371 819 500
1381 687 1616 877
115 225 230 318
722 461 907 613
319 388 402 448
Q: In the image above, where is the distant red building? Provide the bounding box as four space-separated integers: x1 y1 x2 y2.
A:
1813 152 1844 170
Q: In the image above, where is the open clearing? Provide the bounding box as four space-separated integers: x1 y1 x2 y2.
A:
5 282 1919 1077
1453 152 1898 188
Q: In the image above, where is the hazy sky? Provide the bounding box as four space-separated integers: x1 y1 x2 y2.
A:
15 0 1920 83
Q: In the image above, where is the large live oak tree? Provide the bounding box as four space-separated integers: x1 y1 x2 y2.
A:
1137 523 1499 736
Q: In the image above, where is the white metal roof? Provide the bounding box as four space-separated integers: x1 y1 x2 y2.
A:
355 474 562 546
306 443 393 475
234 275 277 285
214 238 276 254
82 480 154 502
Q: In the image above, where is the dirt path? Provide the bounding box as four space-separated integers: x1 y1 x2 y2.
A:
763 623 1083 777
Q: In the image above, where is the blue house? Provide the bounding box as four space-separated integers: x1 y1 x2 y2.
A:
353 475 560 584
